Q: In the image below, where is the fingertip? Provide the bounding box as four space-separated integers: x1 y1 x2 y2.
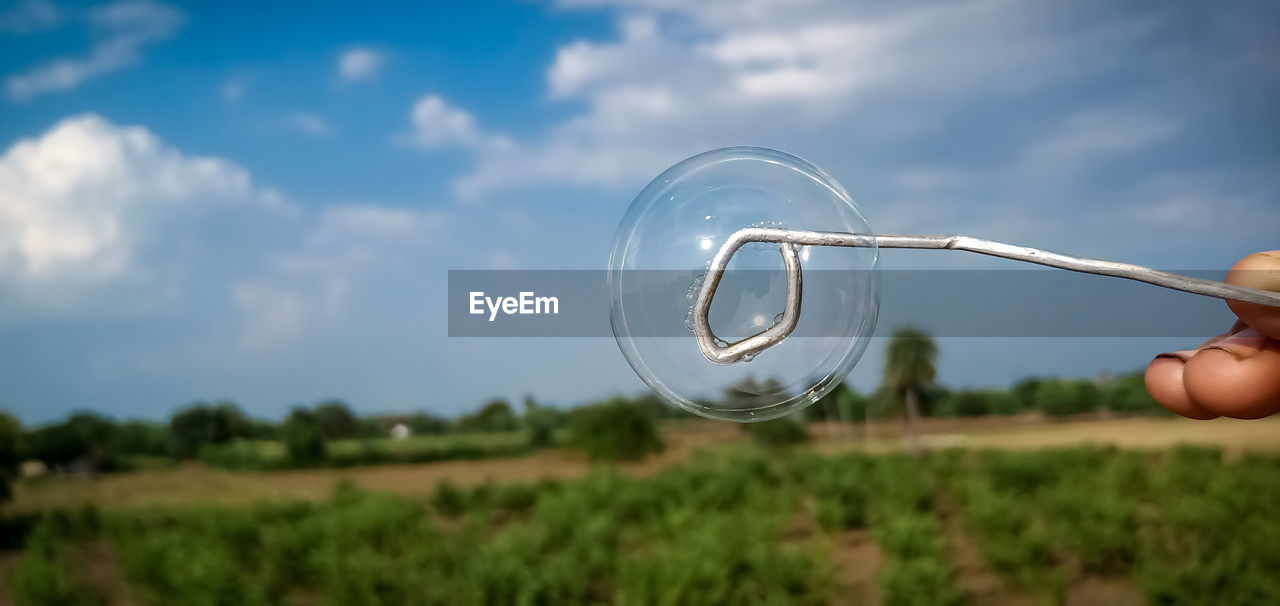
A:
1145 355 1218 420
1225 251 1280 340
1182 344 1280 419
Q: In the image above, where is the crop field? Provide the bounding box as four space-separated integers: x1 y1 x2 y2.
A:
10 415 1279 514
5 440 1280 606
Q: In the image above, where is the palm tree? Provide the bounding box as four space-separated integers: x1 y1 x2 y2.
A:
883 327 938 453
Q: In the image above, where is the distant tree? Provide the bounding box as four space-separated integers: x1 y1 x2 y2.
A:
110 421 169 457
569 398 663 462
744 415 809 447
357 417 388 439
0 413 20 501
944 391 986 417
245 418 281 440
882 327 938 453
522 397 563 449
1102 373 1163 414
458 399 519 433
806 381 848 422
168 402 249 459
23 412 118 472
282 407 327 466
314 400 359 440
631 392 686 420
1012 378 1042 411
1036 379 1101 417
212 402 249 438
917 384 952 417
837 386 869 422
984 390 1018 416
407 412 447 435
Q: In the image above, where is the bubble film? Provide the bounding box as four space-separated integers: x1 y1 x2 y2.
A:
609 147 879 421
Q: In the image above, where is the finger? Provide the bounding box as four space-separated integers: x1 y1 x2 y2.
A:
1225 251 1280 340
1181 329 1280 419
1143 323 1245 419
1145 352 1219 419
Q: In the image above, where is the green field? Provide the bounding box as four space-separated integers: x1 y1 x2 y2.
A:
6 443 1280 606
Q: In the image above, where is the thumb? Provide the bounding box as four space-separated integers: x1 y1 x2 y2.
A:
1225 250 1280 340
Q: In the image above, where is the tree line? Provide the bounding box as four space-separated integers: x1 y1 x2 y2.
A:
0 392 687 487
0 327 1166 497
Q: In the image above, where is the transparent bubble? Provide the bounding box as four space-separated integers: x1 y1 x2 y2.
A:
609 147 879 422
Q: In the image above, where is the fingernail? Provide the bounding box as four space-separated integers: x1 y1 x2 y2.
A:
1201 327 1269 360
1155 350 1199 362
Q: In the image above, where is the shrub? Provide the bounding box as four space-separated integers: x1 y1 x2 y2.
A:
568 399 663 462
10 546 103 606
837 387 869 421
1035 379 1100 417
940 389 1019 417
1101 373 1163 413
199 440 271 470
109 421 169 457
21 412 121 472
0 412 19 502
168 402 250 459
744 416 809 447
10 517 105 606
314 401 359 440
432 479 468 516
878 556 964 606
522 402 563 449
455 399 519 433
282 408 327 467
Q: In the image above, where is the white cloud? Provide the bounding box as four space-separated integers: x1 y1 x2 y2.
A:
6 0 184 100
450 0 1170 198
0 113 451 351
0 113 275 296
0 0 62 34
1023 111 1183 166
285 112 331 137
402 94 512 156
337 46 383 83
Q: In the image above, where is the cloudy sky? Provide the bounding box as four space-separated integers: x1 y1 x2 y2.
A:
2 0 1277 424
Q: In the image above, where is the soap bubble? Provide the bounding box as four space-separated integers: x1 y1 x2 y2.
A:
609 147 879 421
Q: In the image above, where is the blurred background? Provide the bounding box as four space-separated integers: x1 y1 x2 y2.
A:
1 0 1278 604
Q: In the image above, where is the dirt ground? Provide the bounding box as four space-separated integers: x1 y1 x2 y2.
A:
7 414 1279 514
0 551 19 606
812 413 1280 455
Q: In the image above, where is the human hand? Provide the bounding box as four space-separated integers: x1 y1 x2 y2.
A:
1146 251 1280 419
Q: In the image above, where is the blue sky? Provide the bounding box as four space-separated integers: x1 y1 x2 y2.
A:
1 0 1278 424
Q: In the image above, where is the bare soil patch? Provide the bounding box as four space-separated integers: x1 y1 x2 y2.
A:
0 550 20 606
936 493 1037 606
72 541 136 606
813 414 1280 455
1065 575 1144 606
827 529 882 606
